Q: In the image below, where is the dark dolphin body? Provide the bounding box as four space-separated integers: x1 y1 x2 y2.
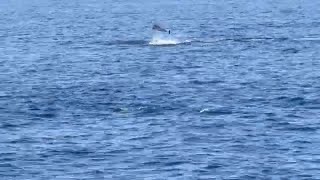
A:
152 24 170 34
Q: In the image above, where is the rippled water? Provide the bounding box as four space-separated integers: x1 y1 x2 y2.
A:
1 0 320 179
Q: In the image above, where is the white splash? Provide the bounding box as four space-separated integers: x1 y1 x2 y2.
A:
149 38 180 45
149 32 190 46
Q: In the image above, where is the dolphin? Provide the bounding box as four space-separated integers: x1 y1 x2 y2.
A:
152 24 170 34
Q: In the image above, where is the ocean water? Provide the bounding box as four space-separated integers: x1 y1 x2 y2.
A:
1 0 320 179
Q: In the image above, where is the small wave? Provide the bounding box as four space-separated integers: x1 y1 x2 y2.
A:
200 107 232 115
282 48 299 54
294 37 320 42
104 40 148 46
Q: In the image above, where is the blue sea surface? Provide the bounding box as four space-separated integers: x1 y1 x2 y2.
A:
1 0 320 179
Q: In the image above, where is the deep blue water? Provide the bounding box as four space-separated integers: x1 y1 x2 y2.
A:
1 0 320 179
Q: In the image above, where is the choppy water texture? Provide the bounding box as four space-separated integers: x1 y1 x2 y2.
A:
1 0 320 179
